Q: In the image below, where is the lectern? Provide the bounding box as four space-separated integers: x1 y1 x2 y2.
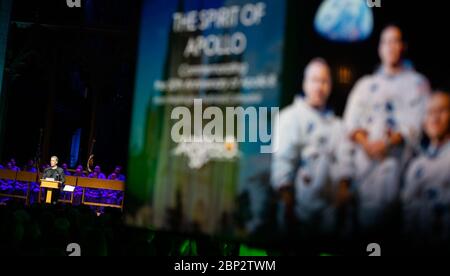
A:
40 179 60 204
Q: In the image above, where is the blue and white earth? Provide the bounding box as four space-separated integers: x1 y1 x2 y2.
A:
314 0 374 43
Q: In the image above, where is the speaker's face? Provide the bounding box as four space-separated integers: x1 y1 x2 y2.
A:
50 158 58 168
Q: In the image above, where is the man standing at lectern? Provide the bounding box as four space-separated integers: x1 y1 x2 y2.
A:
42 156 66 204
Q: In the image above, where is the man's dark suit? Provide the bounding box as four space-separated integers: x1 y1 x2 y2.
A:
42 167 66 204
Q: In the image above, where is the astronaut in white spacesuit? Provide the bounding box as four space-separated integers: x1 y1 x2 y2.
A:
402 92 450 244
343 25 430 230
272 58 352 235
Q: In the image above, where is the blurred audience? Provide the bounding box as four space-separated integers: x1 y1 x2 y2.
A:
24 160 37 172
9 158 20 172
1 161 126 182
89 166 106 179
108 166 125 181
72 166 86 177
61 163 71 176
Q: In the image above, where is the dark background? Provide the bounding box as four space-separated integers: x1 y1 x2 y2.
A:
0 0 141 173
281 0 450 114
1 0 449 173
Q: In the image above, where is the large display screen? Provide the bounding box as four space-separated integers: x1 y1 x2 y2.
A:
126 0 450 252
126 0 285 241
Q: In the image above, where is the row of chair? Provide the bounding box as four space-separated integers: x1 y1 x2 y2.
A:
0 169 125 209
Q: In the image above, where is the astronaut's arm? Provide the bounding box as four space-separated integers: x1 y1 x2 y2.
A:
401 162 424 232
271 112 302 223
397 78 431 150
401 162 422 204
271 112 301 191
333 125 356 201
344 79 368 136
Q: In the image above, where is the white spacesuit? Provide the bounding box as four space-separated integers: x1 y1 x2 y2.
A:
343 67 430 229
402 141 450 242
272 96 352 233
